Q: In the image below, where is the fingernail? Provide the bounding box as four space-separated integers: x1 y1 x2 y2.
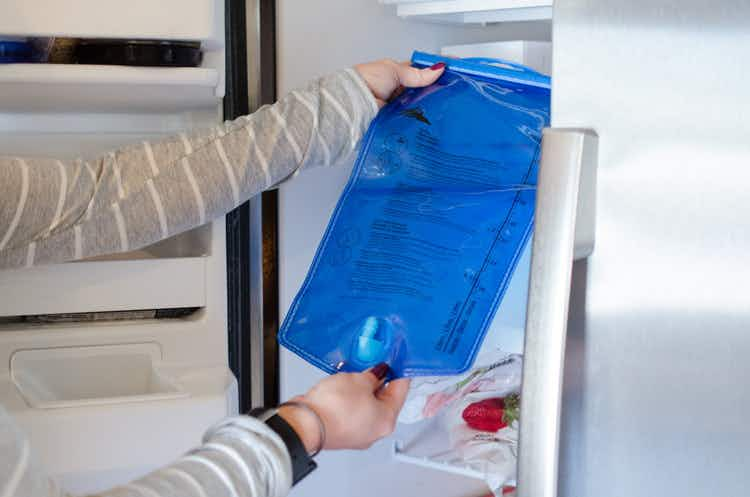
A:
370 362 390 381
429 62 446 71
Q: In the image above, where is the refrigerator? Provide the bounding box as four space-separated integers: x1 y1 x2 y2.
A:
277 1 750 497
1 1 748 497
0 1 240 494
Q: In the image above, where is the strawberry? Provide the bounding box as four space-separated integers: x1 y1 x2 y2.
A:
478 486 515 497
461 394 520 432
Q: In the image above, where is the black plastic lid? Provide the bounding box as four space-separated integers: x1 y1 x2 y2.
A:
74 40 203 67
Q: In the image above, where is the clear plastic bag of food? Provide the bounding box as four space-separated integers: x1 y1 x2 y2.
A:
395 354 523 494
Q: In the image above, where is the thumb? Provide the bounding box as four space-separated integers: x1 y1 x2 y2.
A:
362 362 391 391
376 378 411 415
394 61 445 88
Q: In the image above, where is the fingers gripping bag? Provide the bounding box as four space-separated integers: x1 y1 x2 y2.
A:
278 52 550 378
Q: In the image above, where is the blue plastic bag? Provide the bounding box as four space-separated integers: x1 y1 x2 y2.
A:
279 52 550 378
0 40 34 63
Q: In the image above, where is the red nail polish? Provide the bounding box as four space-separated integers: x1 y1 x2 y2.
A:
370 362 390 381
429 62 446 71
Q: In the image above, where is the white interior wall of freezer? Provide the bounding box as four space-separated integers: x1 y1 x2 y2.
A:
277 1 549 496
441 40 551 75
0 0 235 492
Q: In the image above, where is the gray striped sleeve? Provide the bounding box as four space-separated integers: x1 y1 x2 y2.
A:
101 417 293 497
0 405 293 497
0 68 378 269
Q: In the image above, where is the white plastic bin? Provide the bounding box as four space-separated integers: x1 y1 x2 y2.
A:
11 343 187 408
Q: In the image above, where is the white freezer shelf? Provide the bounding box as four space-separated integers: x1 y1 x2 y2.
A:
0 257 206 317
382 0 552 23
0 64 222 113
0 0 223 46
394 448 485 483
394 446 518 488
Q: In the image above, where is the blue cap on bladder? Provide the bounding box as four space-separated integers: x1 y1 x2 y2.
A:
352 316 387 366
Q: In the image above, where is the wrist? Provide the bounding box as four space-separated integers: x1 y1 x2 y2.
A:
249 405 318 485
278 399 325 455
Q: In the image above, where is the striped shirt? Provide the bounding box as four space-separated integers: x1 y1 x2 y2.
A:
0 68 378 269
0 68 378 496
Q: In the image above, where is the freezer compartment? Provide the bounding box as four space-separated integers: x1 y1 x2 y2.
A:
393 244 529 491
393 129 597 494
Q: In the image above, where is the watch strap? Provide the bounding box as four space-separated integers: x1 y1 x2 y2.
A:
249 407 317 485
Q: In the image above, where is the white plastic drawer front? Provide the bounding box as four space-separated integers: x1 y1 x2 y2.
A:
0 0 222 43
0 65 222 114
0 257 206 317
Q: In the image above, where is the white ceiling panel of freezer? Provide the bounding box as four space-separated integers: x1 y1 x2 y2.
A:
380 0 553 23
0 0 223 45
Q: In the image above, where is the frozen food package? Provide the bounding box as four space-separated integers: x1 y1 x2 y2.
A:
399 353 523 424
278 52 550 377
395 354 523 494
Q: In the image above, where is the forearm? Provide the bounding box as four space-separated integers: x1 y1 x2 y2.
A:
0 68 378 269
0 407 293 497
87 416 293 497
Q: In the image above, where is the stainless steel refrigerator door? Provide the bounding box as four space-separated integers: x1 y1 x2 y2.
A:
550 1 750 496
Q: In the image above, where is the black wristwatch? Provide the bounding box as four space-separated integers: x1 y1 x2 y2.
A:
249 407 317 485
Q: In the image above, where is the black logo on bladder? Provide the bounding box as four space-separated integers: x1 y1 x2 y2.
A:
400 108 431 125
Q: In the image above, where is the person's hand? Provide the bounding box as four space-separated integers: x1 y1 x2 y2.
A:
278 363 410 451
355 59 445 108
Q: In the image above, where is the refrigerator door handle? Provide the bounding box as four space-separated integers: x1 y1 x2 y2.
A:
517 128 598 497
